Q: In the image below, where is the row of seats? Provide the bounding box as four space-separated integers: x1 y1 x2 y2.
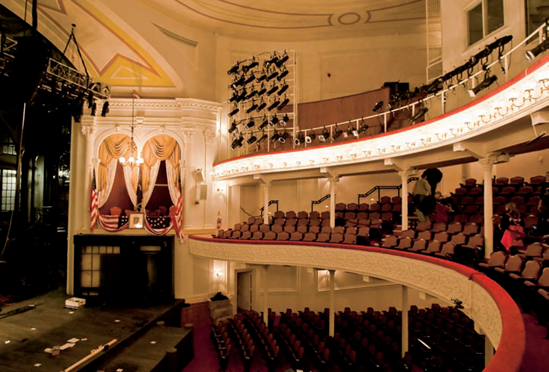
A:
218 228 372 245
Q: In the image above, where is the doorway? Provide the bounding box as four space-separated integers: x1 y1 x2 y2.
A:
236 270 253 313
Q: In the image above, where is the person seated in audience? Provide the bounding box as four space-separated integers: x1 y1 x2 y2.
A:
412 172 431 205
538 190 549 240
434 192 452 224
416 195 436 223
499 202 525 254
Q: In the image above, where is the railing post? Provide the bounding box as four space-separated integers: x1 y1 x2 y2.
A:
329 178 339 228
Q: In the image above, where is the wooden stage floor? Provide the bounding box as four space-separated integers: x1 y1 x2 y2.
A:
0 288 189 371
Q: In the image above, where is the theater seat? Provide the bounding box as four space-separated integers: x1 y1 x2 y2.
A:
435 242 456 260
329 233 344 244
303 232 317 242
290 232 303 241
381 236 398 249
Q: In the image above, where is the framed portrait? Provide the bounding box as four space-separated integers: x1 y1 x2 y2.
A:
129 213 144 229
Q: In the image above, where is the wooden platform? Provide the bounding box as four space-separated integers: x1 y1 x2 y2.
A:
0 288 191 372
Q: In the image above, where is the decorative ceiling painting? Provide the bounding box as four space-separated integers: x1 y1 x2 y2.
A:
3 0 179 88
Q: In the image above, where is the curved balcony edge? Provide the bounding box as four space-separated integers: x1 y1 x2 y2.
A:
189 235 525 372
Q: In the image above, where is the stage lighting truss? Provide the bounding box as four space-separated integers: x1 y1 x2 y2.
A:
226 50 298 154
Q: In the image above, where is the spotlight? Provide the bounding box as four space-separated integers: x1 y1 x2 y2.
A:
294 132 305 146
257 99 267 111
276 51 289 68
268 99 281 111
243 73 255 86
266 67 279 82
245 88 258 100
269 114 279 126
237 88 247 102
278 82 289 96
257 83 267 97
101 101 109 117
525 38 549 61
227 62 240 75
278 96 290 110
468 74 498 97
231 135 244 150
256 69 267 83
229 105 240 117
373 101 384 112
228 120 238 133
229 93 238 102
259 116 269 129
247 133 258 145
246 101 259 113
358 120 369 133
270 131 281 143
304 132 316 143
347 124 359 138
333 125 343 139
278 131 289 144
277 66 289 81
264 52 279 68
267 83 279 96
410 107 429 123
243 57 259 73
231 75 245 89
257 131 268 144
280 114 290 126
318 128 330 142
246 119 255 129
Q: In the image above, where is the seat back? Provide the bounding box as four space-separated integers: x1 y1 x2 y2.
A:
396 237 413 249
524 242 544 259
252 231 263 240
416 221 431 231
401 230 416 239
450 233 467 246
329 233 344 243
333 226 345 234
433 231 450 243
521 260 542 280
412 239 427 251
447 222 463 234
417 231 432 241
440 242 456 256
303 232 317 242
286 211 297 219
504 255 524 272
277 231 290 241
537 268 549 287
316 232 330 242
241 231 252 240
426 241 441 253
382 236 398 248
297 211 308 219
335 203 346 211
343 234 357 245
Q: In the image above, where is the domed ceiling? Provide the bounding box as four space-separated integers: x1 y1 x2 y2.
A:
1 0 426 91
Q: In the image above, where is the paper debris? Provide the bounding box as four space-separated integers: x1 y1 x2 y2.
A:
60 343 75 350
44 348 52 353
150 341 157 344
116 369 124 372
5 340 10 344
30 328 37 331
114 320 120 323
69 311 74 314
81 338 87 341
67 338 79 343
34 363 41 367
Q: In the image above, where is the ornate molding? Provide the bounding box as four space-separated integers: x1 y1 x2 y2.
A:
189 237 503 350
203 128 217 144
182 126 196 142
81 125 96 137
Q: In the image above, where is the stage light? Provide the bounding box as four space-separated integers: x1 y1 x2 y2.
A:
243 57 259 73
268 99 281 111
276 51 289 68
270 131 281 143
101 101 109 117
468 74 498 97
278 131 289 144
277 66 289 81
278 82 289 96
231 135 244 150
373 101 384 112
333 125 343 139
256 69 267 83
243 73 255 86
525 38 549 61
245 88 257 100
247 133 258 145
410 107 429 123
267 83 279 96
237 88 247 102
257 83 267 96
280 114 290 126
278 96 290 110
246 101 259 113
246 119 255 129
257 131 268 144
257 99 267 111
231 75 245 89
228 120 238 133
304 132 315 143
347 124 359 138
266 67 279 82
229 93 238 102
264 52 279 69
229 104 240 117
269 114 279 126
259 116 269 129
358 120 369 133
294 132 305 146
318 128 330 142
227 62 240 75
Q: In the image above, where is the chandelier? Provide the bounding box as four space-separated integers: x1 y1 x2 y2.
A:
119 91 144 166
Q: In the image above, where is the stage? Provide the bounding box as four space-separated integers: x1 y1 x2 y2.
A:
0 288 192 371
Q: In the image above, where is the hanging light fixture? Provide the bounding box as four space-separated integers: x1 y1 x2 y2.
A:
119 92 144 167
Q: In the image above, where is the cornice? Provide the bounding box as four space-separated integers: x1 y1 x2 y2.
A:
188 235 524 372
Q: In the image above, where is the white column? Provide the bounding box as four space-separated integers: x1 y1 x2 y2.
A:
401 285 409 357
485 335 494 367
328 269 336 337
399 170 409 230
480 159 494 258
329 178 339 228
262 182 271 222
262 265 269 325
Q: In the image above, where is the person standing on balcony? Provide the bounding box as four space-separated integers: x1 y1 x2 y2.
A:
412 172 431 205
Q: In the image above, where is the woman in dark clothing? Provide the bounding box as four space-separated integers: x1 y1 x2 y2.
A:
499 202 525 254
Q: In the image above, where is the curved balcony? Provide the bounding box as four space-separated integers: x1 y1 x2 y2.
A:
215 53 549 181
189 235 525 372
